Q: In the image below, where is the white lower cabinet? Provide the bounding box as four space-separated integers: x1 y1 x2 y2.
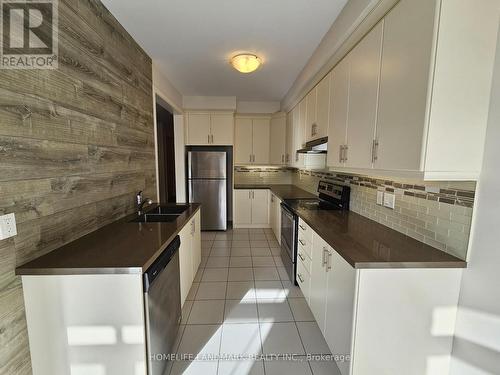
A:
309 232 329 331
179 210 201 307
233 189 270 228
297 221 463 375
270 192 282 243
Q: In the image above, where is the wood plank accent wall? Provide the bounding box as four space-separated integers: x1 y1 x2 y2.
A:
0 1 156 373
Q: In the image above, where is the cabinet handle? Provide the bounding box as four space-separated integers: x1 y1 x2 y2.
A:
339 145 343 163
253 154 255 163
312 124 317 136
249 154 252 163
281 154 284 163
249 191 251 199
326 250 332 271
299 224 306 231
298 252 305 261
299 239 305 246
297 273 304 283
373 139 379 162
271 195 274 203
208 134 210 144
322 247 328 266
343 145 348 162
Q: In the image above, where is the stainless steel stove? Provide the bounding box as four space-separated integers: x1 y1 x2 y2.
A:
280 181 350 284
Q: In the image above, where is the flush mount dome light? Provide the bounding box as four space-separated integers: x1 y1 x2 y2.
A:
230 54 262 73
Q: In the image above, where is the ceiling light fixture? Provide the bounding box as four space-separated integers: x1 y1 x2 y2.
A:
230 53 262 73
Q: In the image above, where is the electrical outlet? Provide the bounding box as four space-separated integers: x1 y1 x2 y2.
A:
0 213 17 240
383 193 396 210
376 191 384 205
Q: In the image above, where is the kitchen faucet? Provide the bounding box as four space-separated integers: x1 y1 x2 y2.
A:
136 191 153 215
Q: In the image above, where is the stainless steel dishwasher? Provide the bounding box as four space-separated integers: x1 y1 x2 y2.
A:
143 235 181 375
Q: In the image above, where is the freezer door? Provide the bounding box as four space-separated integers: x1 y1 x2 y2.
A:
189 179 227 230
188 151 227 179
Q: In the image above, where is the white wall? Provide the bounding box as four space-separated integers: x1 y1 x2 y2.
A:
450 22 500 375
236 101 281 114
152 63 183 113
182 96 237 110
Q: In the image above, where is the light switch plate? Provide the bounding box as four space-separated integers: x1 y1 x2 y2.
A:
0 213 17 240
376 191 384 205
383 193 396 209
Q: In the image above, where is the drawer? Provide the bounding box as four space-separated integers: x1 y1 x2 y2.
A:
298 218 313 242
297 246 312 274
296 261 310 302
297 234 312 259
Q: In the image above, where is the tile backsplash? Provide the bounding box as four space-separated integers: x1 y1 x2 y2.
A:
234 166 292 185
293 169 475 259
234 166 475 260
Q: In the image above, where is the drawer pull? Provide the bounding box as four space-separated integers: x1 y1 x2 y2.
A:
297 273 304 283
298 253 305 261
299 224 306 231
299 239 306 246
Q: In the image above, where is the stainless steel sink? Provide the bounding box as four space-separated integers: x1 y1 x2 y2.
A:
130 213 180 223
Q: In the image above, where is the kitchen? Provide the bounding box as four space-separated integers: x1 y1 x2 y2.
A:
1 0 500 375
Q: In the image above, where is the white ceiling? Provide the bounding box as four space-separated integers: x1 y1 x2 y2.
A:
101 0 348 101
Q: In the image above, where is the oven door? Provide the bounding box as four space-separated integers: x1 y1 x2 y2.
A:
280 203 297 284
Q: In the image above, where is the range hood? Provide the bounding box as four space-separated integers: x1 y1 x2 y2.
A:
297 137 328 154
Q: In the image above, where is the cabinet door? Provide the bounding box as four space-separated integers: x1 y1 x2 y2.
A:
292 105 302 167
286 111 294 165
186 113 211 145
270 115 287 164
252 118 271 164
191 211 202 276
297 261 311 303
309 231 329 332
269 193 277 238
211 113 234 145
251 189 269 226
275 196 282 245
345 21 383 169
234 118 253 164
178 224 193 307
316 73 331 140
295 100 307 168
324 249 357 375
234 189 252 225
305 87 317 141
327 56 349 168
374 0 435 171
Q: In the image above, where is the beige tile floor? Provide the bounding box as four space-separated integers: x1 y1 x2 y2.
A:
166 228 342 375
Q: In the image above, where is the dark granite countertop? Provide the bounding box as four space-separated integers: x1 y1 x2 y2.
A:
292 206 466 269
15 204 201 275
234 184 317 200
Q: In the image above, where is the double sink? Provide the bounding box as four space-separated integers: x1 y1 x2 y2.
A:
130 204 190 223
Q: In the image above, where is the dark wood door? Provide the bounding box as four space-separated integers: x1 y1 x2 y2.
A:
156 103 176 203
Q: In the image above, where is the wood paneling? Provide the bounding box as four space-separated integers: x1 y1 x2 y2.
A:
0 0 155 372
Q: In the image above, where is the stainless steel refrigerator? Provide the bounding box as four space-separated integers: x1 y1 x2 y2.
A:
188 150 227 230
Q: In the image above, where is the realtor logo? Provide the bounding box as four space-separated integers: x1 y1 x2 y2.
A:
1 0 58 69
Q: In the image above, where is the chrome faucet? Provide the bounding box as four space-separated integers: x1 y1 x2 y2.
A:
136 191 153 215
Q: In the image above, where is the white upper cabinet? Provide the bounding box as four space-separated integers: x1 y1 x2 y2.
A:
315 73 331 141
345 21 383 169
374 0 436 172
285 111 294 165
234 116 271 165
323 0 498 180
327 56 350 169
210 113 234 145
269 113 287 165
235 118 253 164
186 113 211 145
305 87 317 142
252 118 271 164
186 111 234 145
